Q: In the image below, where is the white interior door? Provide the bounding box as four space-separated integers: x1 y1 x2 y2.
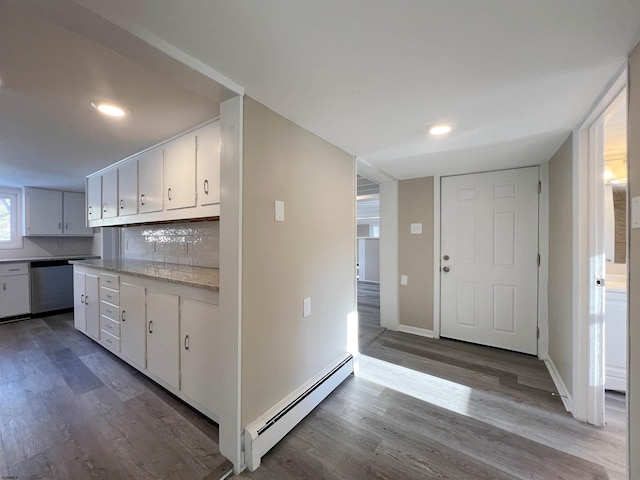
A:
440 167 539 355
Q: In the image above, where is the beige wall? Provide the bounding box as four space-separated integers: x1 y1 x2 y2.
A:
241 97 355 426
547 134 574 397
628 42 640 480
398 177 434 331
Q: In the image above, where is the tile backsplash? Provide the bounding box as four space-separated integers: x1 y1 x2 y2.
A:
122 221 219 268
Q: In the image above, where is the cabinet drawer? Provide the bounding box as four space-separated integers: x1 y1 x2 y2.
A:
0 263 29 276
100 315 121 337
100 329 120 354
100 301 121 321
100 287 120 305
100 273 120 289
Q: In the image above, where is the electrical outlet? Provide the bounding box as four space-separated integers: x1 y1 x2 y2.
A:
303 297 311 317
410 223 422 234
275 200 285 222
400 275 408 285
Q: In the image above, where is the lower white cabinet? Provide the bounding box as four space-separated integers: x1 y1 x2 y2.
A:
147 290 180 390
605 290 627 392
73 270 99 338
72 264 220 421
0 263 30 318
181 298 220 413
120 283 146 369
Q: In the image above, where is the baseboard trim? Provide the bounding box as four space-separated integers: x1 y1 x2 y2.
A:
544 357 573 413
398 325 434 338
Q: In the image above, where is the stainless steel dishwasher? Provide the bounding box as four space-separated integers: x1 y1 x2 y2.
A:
30 260 74 314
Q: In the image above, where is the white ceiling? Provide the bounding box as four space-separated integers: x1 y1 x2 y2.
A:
2 1 640 190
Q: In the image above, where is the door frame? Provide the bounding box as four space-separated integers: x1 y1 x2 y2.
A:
433 167 547 357
573 66 627 425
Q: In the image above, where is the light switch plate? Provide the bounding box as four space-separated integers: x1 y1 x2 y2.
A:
303 297 311 317
410 223 422 234
400 275 408 285
633 196 640 229
275 200 285 222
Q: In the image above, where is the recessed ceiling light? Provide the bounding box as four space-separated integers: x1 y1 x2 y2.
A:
91 101 127 118
429 124 452 136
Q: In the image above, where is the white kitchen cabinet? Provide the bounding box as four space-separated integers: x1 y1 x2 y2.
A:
24 188 91 236
138 147 164 214
0 263 30 318
73 270 99 339
164 132 197 211
101 167 118 219
121 283 146 369
118 160 138 217
147 289 180 390
605 290 627 392
24 188 63 235
87 174 102 222
63 191 92 235
196 121 221 207
181 298 220 413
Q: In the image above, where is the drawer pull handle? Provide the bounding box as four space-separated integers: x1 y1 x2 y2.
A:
106 338 112 344
58 222 62 230
148 321 153 334
107 309 113 314
184 335 190 351
8 268 20 272
80 294 84 304
203 179 209 195
2 283 5 291
167 188 172 201
65 223 69 230
85 296 89 305
140 194 145 206
120 199 124 209
122 310 126 322
108 324 113 329
88 206 93 215
103 203 107 213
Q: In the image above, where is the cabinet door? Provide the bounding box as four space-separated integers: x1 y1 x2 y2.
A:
118 160 138 217
87 175 102 222
121 283 146 369
147 290 179 389
63 192 92 236
73 271 87 332
0 275 30 317
181 298 220 413
101 167 118 219
85 273 100 340
196 122 221 207
25 188 63 235
164 132 196 211
138 147 164 214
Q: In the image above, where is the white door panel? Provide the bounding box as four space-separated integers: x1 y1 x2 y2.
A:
441 167 539 355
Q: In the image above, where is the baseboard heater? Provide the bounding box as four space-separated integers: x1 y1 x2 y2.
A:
244 355 354 471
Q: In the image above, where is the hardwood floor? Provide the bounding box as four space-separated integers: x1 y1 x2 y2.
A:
1 284 627 479
240 281 626 480
0 313 232 479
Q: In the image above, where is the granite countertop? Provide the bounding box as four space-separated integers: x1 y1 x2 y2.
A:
0 255 100 264
69 258 219 291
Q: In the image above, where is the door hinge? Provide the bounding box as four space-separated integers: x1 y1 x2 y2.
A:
537 253 540 266
537 181 542 194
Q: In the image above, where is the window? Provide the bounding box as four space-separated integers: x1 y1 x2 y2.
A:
0 187 22 249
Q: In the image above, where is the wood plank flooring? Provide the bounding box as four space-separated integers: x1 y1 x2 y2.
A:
0 314 232 479
240 281 626 480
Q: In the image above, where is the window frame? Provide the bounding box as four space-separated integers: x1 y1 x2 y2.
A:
0 186 23 250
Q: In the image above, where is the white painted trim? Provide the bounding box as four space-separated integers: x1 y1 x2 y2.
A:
538 163 549 360
432 175 441 339
544 357 574 413
573 66 627 426
379 181 399 331
356 157 397 184
219 96 244 473
398 325 434 338
244 355 353 471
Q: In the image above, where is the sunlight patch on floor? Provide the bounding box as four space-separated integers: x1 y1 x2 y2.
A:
357 354 471 415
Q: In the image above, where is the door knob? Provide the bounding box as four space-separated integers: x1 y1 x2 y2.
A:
442 266 450 273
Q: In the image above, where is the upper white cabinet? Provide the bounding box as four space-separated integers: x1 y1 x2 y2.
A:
101 167 118 219
138 147 164 214
87 119 220 227
118 160 138 217
196 122 221 207
164 132 197 211
24 187 92 236
63 191 93 235
87 174 102 222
